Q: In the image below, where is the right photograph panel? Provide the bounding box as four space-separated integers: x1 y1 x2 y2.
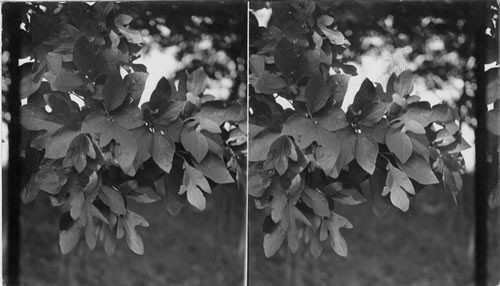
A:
248 1 500 285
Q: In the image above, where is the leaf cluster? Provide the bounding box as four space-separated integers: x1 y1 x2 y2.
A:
249 2 470 258
19 2 245 255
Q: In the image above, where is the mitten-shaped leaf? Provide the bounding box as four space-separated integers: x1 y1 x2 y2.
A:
326 212 353 257
179 163 211 211
121 210 149 255
382 164 415 212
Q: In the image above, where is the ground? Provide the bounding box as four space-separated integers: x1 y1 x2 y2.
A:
19 188 245 286
18 176 500 286
249 175 500 286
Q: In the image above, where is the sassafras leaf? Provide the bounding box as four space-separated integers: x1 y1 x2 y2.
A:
152 131 175 173
180 128 208 162
355 133 378 175
385 128 412 164
179 162 211 211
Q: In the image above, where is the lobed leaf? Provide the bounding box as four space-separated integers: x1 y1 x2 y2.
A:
326 212 353 257
382 164 415 212
122 210 149 255
180 163 211 211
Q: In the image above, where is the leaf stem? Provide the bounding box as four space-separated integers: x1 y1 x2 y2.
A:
305 105 313 119
101 101 112 118
174 151 190 161
379 152 393 163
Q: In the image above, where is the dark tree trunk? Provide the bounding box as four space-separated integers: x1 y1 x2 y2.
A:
3 3 24 285
473 3 489 286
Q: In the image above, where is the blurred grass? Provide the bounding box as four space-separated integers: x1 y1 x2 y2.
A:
249 175 500 286
16 175 500 286
19 188 245 286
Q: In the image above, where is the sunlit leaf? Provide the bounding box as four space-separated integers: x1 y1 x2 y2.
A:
152 131 175 173
179 162 211 211
187 67 208 97
326 212 353 257
100 186 126 215
385 128 412 164
249 54 265 78
355 133 378 175
302 188 330 217
59 218 82 255
382 163 415 212
264 225 286 258
122 210 149 255
317 15 346 45
396 154 439 185
180 128 208 162
193 153 234 184
393 70 414 96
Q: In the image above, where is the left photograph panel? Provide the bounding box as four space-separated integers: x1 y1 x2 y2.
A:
2 2 247 285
